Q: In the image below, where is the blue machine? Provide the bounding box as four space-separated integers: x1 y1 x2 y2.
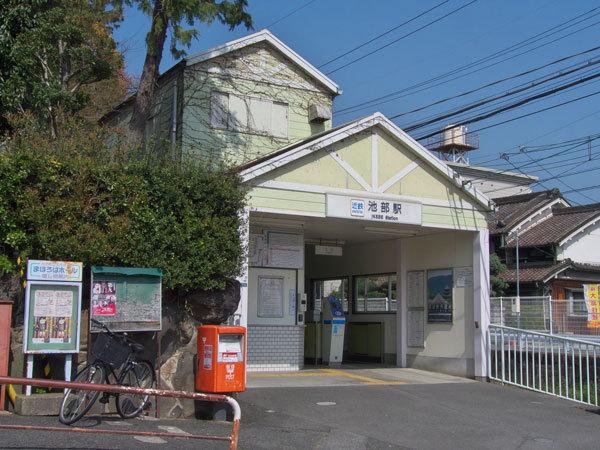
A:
322 295 346 365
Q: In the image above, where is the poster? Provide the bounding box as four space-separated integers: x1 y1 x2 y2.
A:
407 271 425 308
407 310 425 347
258 276 284 318
584 284 600 328
249 234 268 266
427 269 453 323
24 281 81 353
31 290 74 344
454 267 473 288
91 280 117 316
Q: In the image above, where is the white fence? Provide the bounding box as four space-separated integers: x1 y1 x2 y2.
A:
490 296 600 339
488 325 600 406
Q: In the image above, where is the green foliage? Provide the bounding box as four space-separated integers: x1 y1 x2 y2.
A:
0 0 123 136
0 119 246 292
490 252 509 297
130 0 253 59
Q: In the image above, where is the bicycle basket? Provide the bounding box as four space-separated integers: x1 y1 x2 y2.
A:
92 332 130 367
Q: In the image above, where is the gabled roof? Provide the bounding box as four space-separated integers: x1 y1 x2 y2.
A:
447 162 538 184
186 29 341 95
238 112 494 211
500 259 600 283
487 189 567 235
505 203 600 248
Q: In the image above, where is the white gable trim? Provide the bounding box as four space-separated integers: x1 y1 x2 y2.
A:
329 152 372 191
558 215 600 247
186 29 341 95
378 162 419 194
507 198 570 236
241 113 493 211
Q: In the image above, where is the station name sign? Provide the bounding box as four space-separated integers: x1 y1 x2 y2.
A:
326 194 421 225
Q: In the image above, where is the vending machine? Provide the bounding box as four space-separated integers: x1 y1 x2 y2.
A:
322 295 345 365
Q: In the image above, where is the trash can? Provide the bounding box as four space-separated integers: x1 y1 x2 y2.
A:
196 325 246 393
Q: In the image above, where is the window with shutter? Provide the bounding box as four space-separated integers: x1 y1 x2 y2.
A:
211 92 229 129
249 98 271 134
271 102 288 138
228 94 248 131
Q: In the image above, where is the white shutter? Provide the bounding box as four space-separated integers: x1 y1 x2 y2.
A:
249 98 271 134
271 102 288 138
210 92 229 129
228 94 248 131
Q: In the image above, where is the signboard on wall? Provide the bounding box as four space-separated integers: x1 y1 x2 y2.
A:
257 276 284 318
584 284 600 328
326 194 422 225
248 231 304 269
90 266 162 332
23 281 82 354
27 260 83 283
427 269 453 323
407 309 425 347
407 270 425 308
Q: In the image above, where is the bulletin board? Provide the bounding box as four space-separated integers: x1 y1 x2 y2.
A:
90 266 162 332
23 281 82 354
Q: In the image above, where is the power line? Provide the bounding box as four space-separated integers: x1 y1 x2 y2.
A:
317 0 451 68
400 60 600 131
469 107 600 165
415 76 600 140
334 7 600 116
389 48 600 121
325 0 479 75
263 0 317 28
408 69 600 138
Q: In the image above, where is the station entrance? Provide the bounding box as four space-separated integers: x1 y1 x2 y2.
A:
237 114 491 379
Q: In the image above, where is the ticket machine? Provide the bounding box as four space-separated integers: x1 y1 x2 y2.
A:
322 295 345 365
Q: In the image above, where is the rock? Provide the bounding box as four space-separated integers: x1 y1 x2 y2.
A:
182 280 240 324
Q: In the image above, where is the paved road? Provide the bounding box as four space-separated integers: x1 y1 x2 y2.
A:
1 379 600 449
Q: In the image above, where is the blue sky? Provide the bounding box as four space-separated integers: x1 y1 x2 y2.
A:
114 0 600 204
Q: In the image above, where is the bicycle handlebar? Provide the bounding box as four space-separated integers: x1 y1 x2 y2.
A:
90 318 135 344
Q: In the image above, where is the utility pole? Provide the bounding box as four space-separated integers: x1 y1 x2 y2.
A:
515 229 521 328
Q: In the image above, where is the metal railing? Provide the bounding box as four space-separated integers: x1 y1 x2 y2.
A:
491 296 600 339
488 325 600 406
0 376 241 449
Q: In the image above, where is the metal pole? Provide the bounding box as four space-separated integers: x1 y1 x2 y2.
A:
515 231 521 329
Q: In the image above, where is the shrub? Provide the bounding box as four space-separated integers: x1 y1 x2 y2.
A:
0 120 246 292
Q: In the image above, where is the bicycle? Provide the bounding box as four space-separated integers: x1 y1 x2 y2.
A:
58 318 155 425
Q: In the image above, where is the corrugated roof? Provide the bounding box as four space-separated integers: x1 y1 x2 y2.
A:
487 189 564 235
506 203 600 247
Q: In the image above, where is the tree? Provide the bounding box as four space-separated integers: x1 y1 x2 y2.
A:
0 0 123 137
490 252 509 297
126 0 252 143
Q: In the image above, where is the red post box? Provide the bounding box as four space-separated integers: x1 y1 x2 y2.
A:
196 325 246 393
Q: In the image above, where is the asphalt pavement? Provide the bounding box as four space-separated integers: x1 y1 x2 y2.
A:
1 376 600 449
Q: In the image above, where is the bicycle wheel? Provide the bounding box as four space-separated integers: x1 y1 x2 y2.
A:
59 363 105 425
116 360 155 419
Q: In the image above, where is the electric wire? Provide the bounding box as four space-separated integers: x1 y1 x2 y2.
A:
334 7 600 116
325 0 479 75
317 0 451 68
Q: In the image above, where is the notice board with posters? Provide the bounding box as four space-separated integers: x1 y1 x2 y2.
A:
23 281 82 354
90 266 162 332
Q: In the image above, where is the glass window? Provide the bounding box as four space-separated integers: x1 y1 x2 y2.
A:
355 274 397 313
311 278 349 313
567 289 587 317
